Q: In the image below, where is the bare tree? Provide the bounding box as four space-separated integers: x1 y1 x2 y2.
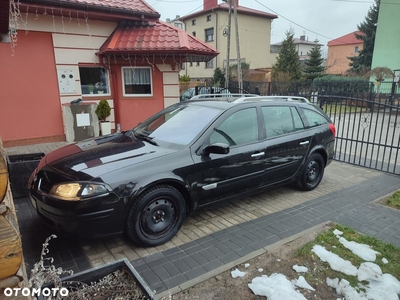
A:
365 66 394 95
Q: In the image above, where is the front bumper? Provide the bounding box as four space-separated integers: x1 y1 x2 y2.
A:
29 192 127 238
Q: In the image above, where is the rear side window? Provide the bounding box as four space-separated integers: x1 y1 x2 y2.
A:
262 106 304 138
302 108 329 128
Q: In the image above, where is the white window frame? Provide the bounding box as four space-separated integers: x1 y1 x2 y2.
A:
79 66 111 97
121 67 153 97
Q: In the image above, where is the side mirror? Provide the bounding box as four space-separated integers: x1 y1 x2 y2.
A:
203 143 230 156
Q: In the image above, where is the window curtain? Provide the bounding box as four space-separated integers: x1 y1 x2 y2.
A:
123 68 150 85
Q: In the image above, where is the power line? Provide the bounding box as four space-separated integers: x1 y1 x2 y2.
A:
254 0 335 41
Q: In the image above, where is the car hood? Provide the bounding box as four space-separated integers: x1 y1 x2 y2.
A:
44 132 178 180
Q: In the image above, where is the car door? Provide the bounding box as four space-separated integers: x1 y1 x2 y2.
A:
260 105 312 185
190 107 266 206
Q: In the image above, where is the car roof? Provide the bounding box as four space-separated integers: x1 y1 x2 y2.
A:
184 95 310 105
179 95 314 111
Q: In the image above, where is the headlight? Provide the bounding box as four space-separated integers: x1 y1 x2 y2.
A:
49 182 110 201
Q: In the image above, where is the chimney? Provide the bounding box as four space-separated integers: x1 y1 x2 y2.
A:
204 0 217 10
300 35 306 41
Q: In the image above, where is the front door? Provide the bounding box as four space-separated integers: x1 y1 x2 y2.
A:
190 107 266 206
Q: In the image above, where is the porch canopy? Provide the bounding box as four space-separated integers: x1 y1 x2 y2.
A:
98 20 219 64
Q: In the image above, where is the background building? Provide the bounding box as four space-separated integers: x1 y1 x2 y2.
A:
176 0 277 82
371 0 400 78
271 35 323 67
326 31 363 75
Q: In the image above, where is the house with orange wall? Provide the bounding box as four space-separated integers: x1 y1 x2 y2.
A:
0 0 218 147
326 31 363 75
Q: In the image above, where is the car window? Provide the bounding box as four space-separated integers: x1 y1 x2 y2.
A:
302 108 329 128
136 105 221 148
262 106 303 138
210 108 258 146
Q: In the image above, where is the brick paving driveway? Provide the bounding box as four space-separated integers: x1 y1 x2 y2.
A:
14 160 400 297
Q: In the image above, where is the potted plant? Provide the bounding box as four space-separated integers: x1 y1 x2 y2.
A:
95 99 111 135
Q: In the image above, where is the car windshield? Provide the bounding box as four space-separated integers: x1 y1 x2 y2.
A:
134 104 221 149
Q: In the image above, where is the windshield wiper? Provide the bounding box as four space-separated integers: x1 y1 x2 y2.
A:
134 132 158 146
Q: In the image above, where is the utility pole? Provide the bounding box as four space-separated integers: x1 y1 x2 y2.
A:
233 0 242 91
224 0 232 89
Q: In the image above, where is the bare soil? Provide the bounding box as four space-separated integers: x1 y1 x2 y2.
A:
170 222 341 300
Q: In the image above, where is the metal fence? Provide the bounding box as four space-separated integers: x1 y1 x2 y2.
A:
227 81 400 105
314 95 399 175
227 81 400 174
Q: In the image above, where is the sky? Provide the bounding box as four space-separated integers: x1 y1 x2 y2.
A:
230 229 400 299
146 0 374 45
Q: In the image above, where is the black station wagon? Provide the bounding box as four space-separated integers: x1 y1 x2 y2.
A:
28 96 336 247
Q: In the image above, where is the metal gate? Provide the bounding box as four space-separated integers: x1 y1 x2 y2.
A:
316 96 400 175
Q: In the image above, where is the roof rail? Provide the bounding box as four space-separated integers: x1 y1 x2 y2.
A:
233 96 310 103
188 93 260 102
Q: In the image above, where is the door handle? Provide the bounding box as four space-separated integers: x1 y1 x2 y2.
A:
251 152 265 158
299 141 310 145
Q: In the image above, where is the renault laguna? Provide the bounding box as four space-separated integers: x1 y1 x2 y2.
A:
29 96 335 247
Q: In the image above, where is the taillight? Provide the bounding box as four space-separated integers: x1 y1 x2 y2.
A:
328 123 336 137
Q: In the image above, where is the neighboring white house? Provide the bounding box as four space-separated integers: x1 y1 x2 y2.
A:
271 35 323 67
166 15 185 30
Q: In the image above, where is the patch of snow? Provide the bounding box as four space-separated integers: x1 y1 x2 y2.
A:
358 262 382 281
231 268 246 278
244 263 250 268
247 231 399 300
248 273 307 300
312 245 358 276
293 265 308 273
382 257 388 264
338 237 380 261
333 229 343 236
326 278 365 300
292 275 315 291
258 268 263 272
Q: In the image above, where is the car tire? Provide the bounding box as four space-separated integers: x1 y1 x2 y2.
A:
125 185 186 247
297 153 324 191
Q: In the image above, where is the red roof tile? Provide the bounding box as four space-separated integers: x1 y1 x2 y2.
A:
60 0 158 15
328 31 363 46
99 20 218 60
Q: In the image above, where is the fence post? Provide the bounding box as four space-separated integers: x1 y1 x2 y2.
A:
390 81 396 105
368 83 374 113
319 97 324 109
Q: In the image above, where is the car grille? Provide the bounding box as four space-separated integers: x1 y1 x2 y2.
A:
38 176 52 194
